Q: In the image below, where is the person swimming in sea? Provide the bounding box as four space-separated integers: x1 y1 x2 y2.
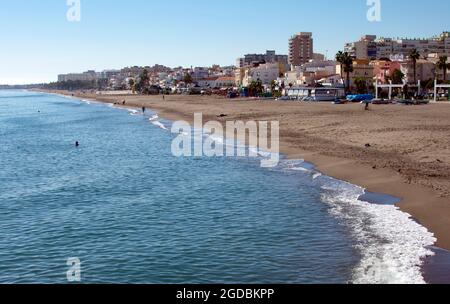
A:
75 141 80 147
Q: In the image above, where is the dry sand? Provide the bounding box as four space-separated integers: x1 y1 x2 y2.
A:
42 90 450 250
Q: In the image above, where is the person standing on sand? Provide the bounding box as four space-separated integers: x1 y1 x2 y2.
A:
363 99 370 111
163 95 165 101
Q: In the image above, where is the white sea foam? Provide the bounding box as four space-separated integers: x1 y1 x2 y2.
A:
282 159 305 168
254 149 275 158
248 146 268 157
274 159 436 283
279 159 312 173
151 121 168 130
312 172 322 180
205 132 242 151
289 166 310 172
149 114 159 121
208 134 224 145
128 109 139 116
318 177 436 284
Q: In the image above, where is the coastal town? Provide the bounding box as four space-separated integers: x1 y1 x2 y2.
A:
39 31 450 261
50 31 450 102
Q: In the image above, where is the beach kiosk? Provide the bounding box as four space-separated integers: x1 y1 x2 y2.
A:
433 79 450 102
374 80 406 100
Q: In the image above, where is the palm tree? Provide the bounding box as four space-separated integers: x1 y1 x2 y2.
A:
335 51 345 80
341 52 354 93
409 49 420 84
183 73 193 84
128 78 136 94
249 79 264 97
270 80 277 93
437 56 449 81
354 77 367 94
135 69 150 93
392 69 405 84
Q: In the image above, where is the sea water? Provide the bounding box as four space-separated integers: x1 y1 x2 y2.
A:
0 90 436 284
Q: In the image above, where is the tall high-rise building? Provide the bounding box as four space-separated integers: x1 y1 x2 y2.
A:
289 32 313 67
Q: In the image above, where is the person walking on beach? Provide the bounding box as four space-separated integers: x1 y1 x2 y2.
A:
363 100 370 111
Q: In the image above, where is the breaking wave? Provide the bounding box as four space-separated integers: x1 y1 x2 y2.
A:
277 159 436 284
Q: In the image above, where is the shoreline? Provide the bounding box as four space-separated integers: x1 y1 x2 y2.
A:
35 89 450 250
32 89 450 283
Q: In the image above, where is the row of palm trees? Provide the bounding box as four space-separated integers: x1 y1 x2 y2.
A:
335 49 450 93
409 49 449 83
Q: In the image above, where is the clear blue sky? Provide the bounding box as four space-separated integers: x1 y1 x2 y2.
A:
0 0 449 84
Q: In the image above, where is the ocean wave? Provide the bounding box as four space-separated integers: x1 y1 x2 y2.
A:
278 159 312 173
208 134 224 144
318 177 436 284
151 121 168 130
149 114 159 121
274 159 436 283
312 172 322 180
248 147 275 159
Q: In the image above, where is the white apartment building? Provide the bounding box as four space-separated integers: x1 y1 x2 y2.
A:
345 32 450 60
285 68 302 86
400 60 436 83
242 63 280 87
215 77 235 88
236 50 289 68
197 77 219 88
58 70 98 82
284 61 340 86
303 60 339 75
192 67 210 81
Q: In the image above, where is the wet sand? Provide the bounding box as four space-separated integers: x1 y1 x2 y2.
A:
423 247 450 284
39 90 450 254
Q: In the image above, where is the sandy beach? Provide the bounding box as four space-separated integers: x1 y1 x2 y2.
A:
40 90 450 251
